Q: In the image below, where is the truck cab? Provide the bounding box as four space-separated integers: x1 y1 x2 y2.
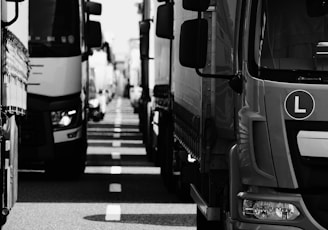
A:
155 0 328 229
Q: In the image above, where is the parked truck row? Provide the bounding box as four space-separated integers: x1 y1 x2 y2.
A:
139 0 328 229
0 0 103 228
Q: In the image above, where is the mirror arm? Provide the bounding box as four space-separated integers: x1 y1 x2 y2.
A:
144 18 153 23
195 68 232 80
195 69 243 94
229 72 243 94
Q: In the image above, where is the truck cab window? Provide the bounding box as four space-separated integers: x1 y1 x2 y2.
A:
255 0 328 72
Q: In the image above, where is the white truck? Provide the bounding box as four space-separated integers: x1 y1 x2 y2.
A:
0 0 29 227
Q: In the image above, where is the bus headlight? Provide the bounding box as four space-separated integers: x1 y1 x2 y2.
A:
51 109 77 129
242 199 300 221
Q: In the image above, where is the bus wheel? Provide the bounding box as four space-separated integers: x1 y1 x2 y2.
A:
0 208 9 226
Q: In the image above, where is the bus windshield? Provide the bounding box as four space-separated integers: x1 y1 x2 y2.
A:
256 0 328 75
29 0 80 57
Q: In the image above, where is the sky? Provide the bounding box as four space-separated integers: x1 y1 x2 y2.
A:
91 0 143 61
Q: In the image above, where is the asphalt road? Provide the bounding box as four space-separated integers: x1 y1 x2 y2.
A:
3 97 196 230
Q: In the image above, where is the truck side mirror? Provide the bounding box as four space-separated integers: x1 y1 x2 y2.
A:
156 2 174 39
179 19 208 69
182 0 210 11
86 20 102 48
139 20 151 59
85 1 102 15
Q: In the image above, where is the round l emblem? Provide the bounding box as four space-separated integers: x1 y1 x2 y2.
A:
284 90 315 120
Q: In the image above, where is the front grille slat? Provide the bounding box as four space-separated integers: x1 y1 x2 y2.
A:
286 120 328 228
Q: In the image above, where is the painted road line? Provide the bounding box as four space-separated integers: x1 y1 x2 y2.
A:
105 204 121 221
113 127 122 132
109 183 122 193
113 133 121 138
89 139 142 145
87 146 146 155
112 140 121 147
110 166 122 174
121 166 160 175
88 127 139 132
85 166 158 174
111 152 121 160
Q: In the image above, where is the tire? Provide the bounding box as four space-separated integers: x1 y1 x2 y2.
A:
159 112 174 190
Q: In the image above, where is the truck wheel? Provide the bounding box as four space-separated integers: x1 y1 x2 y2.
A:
0 211 7 227
176 162 195 202
160 129 175 191
145 107 154 162
158 112 175 191
196 207 220 230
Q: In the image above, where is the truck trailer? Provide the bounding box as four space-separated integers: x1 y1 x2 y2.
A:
146 0 328 229
0 0 29 227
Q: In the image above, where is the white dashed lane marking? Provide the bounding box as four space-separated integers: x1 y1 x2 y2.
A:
109 183 122 193
104 97 127 223
111 152 121 160
110 166 122 174
112 140 121 147
113 127 121 132
105 204 121 221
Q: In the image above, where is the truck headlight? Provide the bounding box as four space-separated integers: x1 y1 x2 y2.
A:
51 109 77 129
242 199 300 221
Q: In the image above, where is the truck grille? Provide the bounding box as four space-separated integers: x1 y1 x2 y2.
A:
285 120 328 228
21 111 47 146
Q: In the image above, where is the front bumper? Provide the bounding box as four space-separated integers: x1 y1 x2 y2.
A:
232 221 303 230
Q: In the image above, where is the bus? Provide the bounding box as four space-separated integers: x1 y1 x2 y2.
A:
20 0 102 178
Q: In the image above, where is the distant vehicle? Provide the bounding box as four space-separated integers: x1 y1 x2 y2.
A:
20 0 102 178
0 0 29 227
88 77 103 122
127 39 142 112
130 85 143 113
89 42 116 106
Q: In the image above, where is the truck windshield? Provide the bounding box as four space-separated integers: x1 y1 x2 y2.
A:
254 0 328 80
28 0 80 57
